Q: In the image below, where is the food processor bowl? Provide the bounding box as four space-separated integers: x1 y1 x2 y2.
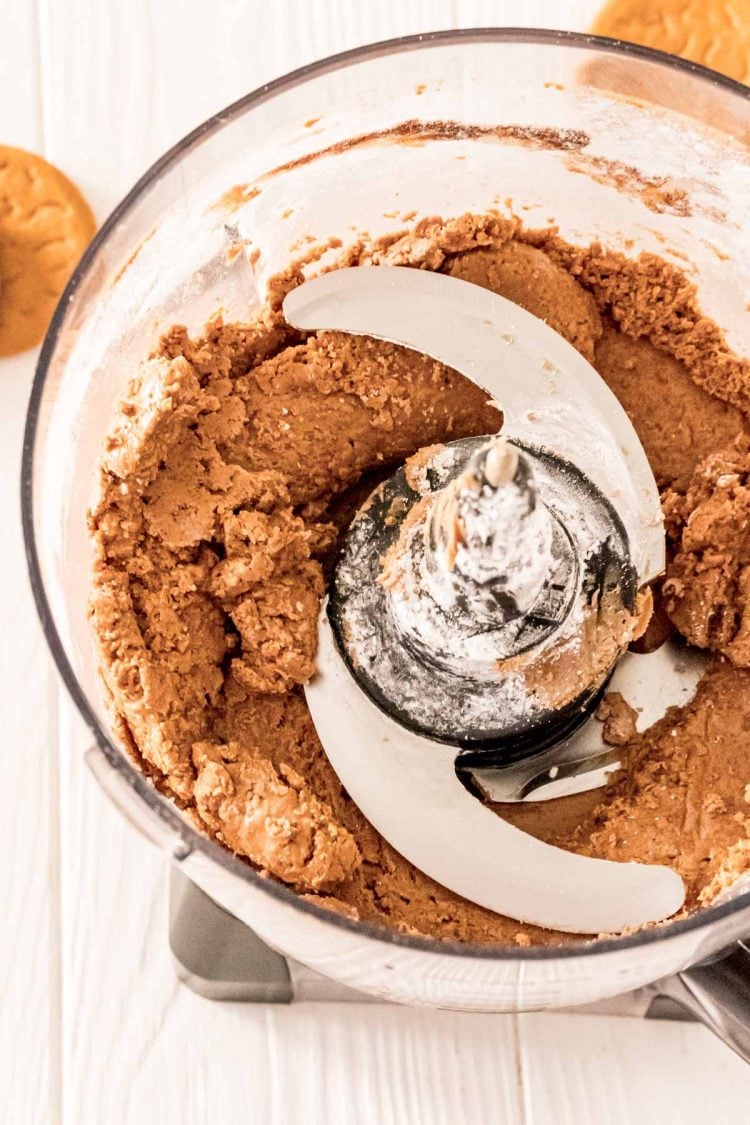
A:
22 29 750 1051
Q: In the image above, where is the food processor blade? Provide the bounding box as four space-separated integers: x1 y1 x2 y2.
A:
288 265 687 933
306 605 685 933
471 643 708 802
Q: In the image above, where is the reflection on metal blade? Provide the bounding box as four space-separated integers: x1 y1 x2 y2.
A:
470 643 708 802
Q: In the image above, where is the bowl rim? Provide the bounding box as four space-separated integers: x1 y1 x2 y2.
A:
21 25 750 965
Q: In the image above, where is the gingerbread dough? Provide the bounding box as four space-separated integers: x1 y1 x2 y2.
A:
90 213 750 946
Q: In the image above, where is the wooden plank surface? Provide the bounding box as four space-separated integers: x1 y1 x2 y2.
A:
1 5 61 1124
4 2 750 1122
517 1011 749 1124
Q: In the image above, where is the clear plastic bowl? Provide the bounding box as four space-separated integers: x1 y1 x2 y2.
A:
22 29 750 1042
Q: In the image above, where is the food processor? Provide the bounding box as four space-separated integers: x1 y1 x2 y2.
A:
21 29 750 1058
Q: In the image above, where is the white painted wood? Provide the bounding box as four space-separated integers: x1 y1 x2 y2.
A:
450 0 605 31
1 343 62 1123
0 6 61 1125
518 1012 750 1124
264 1003 522 1125
5 2 750 1124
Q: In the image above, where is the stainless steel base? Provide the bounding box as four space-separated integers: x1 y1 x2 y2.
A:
170 864 292 1002
168 867 692 1017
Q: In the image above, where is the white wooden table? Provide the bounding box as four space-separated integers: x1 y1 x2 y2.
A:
4 2 750 1121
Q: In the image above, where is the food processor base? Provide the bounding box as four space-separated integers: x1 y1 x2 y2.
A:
169 865 293 1003
168 867 719 1021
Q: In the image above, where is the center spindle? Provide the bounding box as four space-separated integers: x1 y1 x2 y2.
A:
381 437 579 682
428 437 552 623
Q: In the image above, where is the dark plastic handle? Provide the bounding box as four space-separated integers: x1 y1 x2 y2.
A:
655 942 750 1063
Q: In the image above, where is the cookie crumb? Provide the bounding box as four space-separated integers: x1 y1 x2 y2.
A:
596 692 638 746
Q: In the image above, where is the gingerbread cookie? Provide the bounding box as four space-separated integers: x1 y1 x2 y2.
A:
0 145 96 356
592 0 750 84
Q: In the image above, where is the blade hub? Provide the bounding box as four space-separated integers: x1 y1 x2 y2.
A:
329 435 639 757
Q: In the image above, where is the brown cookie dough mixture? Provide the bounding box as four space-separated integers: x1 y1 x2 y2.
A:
90 212 750 946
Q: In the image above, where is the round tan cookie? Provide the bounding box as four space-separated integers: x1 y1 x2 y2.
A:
592 0 750 83
0 145 96 356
